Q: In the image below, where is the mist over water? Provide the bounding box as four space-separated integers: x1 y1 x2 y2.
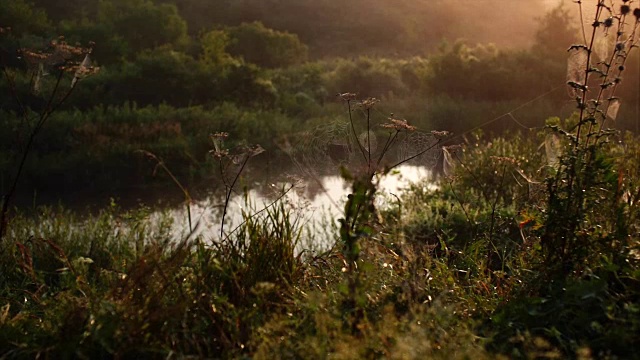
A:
161 166 433 247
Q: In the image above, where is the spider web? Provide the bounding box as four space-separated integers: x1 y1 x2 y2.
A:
280 120 443 179
567 47 588 98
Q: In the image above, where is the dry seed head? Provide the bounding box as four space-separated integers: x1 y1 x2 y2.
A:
21 50 49 65
210 132 229 155
249 144 265 157
621 5 630 14
382 117 416 131
603 17 614 27
489 156 518 165
337 92 357 101
359 97 379 109
430 130 451 139
634 8 640 19
212 132 229 139
210 149 229 159
443 144 462 151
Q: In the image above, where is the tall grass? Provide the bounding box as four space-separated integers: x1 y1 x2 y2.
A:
1 1 640 358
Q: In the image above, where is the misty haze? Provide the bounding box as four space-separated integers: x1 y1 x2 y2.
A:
1 0 639 358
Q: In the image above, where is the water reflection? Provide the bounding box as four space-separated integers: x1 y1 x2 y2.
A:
161 165 434 245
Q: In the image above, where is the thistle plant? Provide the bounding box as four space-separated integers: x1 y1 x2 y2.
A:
542 0 640 276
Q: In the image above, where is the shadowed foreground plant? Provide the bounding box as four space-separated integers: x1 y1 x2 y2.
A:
336 93 448 334
211 132 265 239
0 35 98 245
542 0 640 276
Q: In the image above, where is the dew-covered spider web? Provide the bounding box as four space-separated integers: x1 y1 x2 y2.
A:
567 46 588 98
277 120 444 180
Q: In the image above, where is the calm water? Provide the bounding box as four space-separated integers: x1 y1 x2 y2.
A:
157 165 434 246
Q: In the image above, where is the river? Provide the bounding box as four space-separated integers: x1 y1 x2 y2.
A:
154 165 434 248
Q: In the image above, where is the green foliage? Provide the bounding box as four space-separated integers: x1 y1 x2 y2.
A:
58 19 129 66
0 103 295 196
2 0 640 357
115 48 211 106
0 196 305 358
97 0 188 57
226 21 308 68
324 57 427 99
269 63 327 116
62 48 276 108
199 29 235 69
0 0 51 36
426 41 563 102
488 264 640 358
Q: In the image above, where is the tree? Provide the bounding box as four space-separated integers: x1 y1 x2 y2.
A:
97 0 188 56
30 0 98 23
226 22 307 68
200 29 235 69
532 3 579 62
0 0 51 36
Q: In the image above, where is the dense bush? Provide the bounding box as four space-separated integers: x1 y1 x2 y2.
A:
426 41 563 102
226 22 308 69
0 103 297 197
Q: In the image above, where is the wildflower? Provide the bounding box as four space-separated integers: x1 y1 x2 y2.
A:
213 131 228 138
430 130 451 139
210 149 228 159
358 97 379 110
381 117 416 131
337 92 357 101
248 144 265 157
210 132 229 158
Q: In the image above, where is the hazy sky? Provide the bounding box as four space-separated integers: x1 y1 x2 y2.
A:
445 0 570 48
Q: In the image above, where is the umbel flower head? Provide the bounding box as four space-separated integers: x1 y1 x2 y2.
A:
337 92 357 101
358 97 379 110
20 38 99 91
382 117 416 131
210 132 229 158
430 130 452 140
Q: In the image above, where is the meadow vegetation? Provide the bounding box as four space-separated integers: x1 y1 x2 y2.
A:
1 0 640 358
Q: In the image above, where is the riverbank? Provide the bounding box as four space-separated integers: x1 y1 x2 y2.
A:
1 132 639 358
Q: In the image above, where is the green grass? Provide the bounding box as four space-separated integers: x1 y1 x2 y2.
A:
1 130 638 359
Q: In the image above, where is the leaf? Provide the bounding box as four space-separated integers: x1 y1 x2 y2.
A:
0 304 9 325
